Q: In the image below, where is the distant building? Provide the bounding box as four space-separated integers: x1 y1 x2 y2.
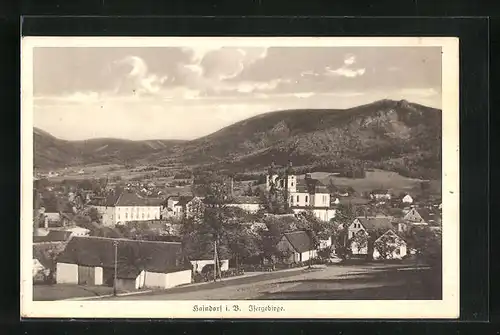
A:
266 162 336 222
56 236 192 290
226 196 261 214
401 194 414 204
402 207 438 225
166 195 204 219
91 192 163 226
370 189 392 201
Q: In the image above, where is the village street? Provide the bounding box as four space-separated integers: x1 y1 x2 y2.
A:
98 262 440 301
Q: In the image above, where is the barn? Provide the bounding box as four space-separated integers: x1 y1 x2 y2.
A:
56 236 192 290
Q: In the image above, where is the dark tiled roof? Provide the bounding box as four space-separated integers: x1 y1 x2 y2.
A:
94 192 163 207
414 208 437 223
291 206 330 210
371 189 390 194
115 192 163 207
175 196 195 207
283 230 314 253
57 236 186 276
296 178 328 194
356 217 395 232
33 230 73 243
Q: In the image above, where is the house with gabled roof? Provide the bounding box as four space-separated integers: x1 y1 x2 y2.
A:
402 207 435 225
91 191 164 226
347 216 407 260
276 230 317 264
56 236 192 290
165 195 204 219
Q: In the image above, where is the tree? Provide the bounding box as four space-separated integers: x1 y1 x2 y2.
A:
244 184 254 196
373 232 405 260
402 226 442 268
223 223 262 269
317 246 333 260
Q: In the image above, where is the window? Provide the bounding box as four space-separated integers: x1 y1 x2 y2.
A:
297 195 299 202
291 181 294 187
305 196 308 203
118 215 120 220
142 213 144 219
125 213 128 219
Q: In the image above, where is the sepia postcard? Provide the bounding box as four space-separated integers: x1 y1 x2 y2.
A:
21 36 459 319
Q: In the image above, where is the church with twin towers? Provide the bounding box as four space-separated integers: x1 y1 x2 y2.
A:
265 161 337 222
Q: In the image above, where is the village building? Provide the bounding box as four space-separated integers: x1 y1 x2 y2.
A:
347 216 407 260
369 189 392 201
225 196 261 214
90 192 163 226
56 236 192 290
190 259 230 274
33 230 74 244
266 163 336 222
402 207 437 225
165 195 204 219
401 194 414 204
276 230 317 264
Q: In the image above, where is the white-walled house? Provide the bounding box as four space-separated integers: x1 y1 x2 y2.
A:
276 230 317 264
190 259 229 274
91 192 163 226
226 196 261 214
165 195 204 219
347 216 407 260
56 236 192 290
369 190 392 201
402 207 437 225
401 194 414 204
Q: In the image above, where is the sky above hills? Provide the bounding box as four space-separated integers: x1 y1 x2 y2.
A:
33 45 442 140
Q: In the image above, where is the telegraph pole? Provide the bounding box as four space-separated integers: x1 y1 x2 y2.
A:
113 240 118 296
213 239 217 282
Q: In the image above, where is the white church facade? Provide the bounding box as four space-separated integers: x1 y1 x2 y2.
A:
266 163 336 222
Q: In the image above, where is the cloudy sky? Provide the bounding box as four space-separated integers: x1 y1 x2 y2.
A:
33 46 442 140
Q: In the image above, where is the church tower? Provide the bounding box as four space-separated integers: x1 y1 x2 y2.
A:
285 160 296 193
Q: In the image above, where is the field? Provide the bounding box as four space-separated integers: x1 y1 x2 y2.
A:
306 169 435 195
252 169 440 197
42 164 440 199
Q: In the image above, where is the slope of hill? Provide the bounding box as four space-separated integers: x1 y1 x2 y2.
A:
33 128 186 169
34 99 442 179
180 99 442 178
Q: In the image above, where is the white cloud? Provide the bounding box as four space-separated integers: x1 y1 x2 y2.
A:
325 66 366 78
294 92 315 99
344 55 356 65
114 56 168 96
234 78 289 94
300 70 319 77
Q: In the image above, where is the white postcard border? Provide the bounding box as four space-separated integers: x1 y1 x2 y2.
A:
21 36 459 319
